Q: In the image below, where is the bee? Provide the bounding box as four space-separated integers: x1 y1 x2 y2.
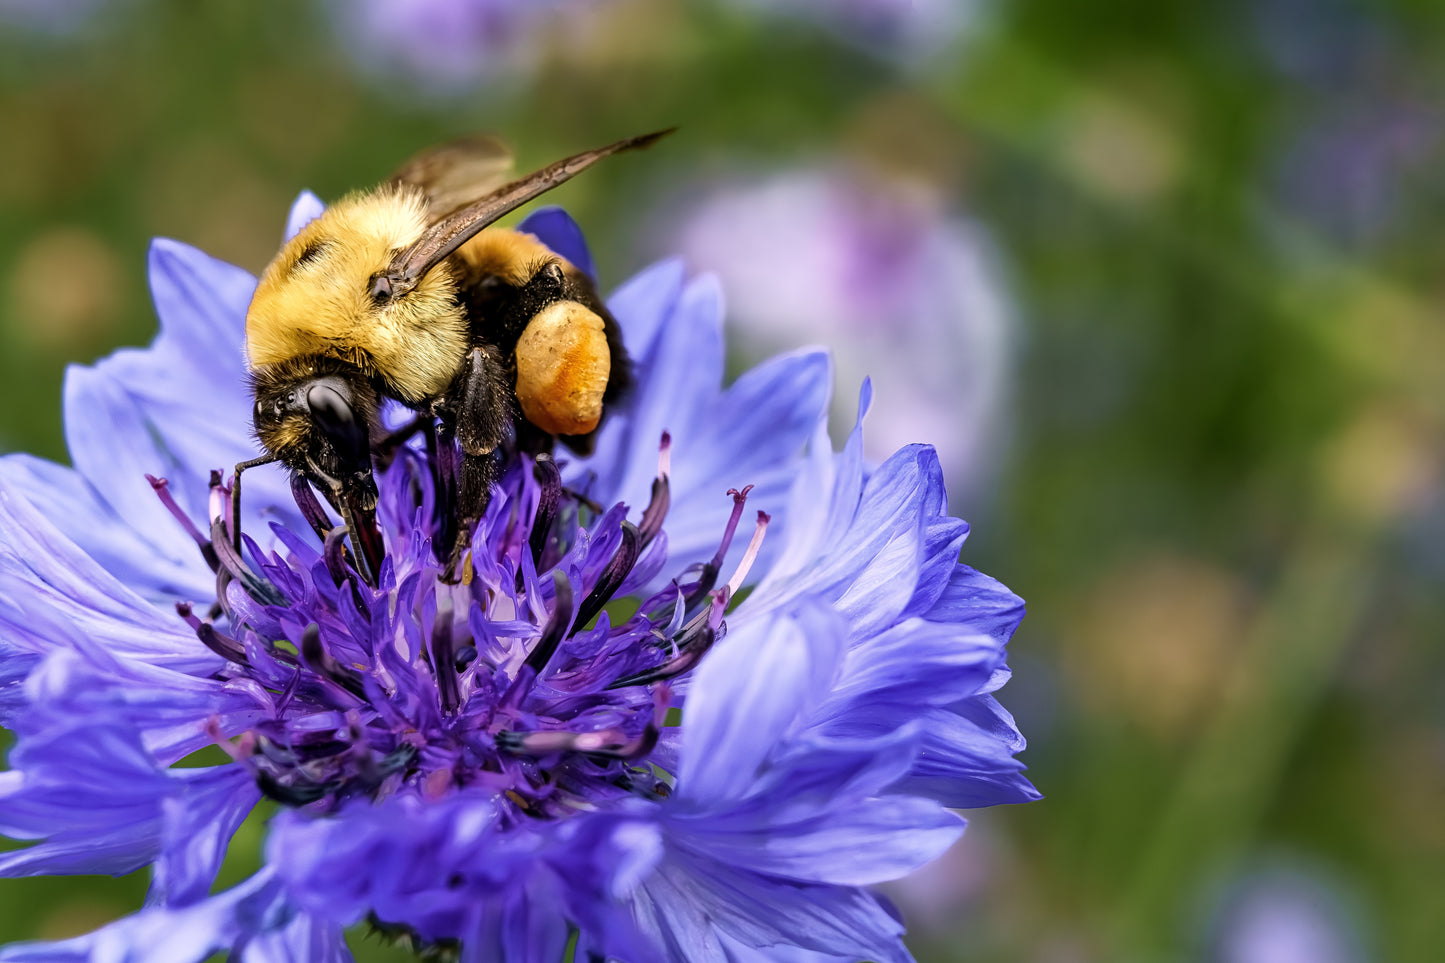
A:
234 130 672 585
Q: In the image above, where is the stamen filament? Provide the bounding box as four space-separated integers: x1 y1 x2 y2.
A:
725 511 771 595
146 475 217 569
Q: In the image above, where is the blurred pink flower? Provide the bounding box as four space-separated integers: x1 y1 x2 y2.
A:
664 165 1016 506
321 0 592 94
1209 868 1368 963
730 0 982 58
0 0 118 36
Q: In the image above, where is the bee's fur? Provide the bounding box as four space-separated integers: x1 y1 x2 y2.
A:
246 186 470 405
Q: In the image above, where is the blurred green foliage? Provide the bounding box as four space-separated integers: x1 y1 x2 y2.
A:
2 0 1443 960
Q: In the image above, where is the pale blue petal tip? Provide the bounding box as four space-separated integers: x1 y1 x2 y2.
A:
284 190 326 242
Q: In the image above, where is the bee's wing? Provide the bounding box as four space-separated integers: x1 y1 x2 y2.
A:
390 134 515 222
385 129 674 293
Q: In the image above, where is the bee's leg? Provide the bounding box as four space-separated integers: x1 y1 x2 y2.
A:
229 454 278 556
441 345 509 578
372 414 431 468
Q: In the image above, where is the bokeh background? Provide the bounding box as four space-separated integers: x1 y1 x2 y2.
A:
2 0 1443 960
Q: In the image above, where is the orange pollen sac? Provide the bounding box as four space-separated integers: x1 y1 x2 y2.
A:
513 300 611 436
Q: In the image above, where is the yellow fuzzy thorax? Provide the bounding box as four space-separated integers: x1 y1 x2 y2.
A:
245 186 469 404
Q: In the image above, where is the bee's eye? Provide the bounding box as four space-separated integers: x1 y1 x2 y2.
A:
369 273 394 303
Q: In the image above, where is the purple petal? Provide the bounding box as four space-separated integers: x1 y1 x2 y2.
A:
0 454 211 602
679 603 846 805
821 620 1004 714
748 442 947 637
0 719 169 877
764 380 871 588
0 641 39 727
0 870 289 963
21 646 265 760
0 491 219 672
679 795 964 886
146 238 254 383
517 206 595 281
283 191 326 242
239 911 353 963
891 698 1041 808
151 766 262 908
924 563 1026 644
605 259 687 366
625 850 914 963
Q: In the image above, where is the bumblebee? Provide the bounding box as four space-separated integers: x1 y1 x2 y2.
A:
236 130 671 584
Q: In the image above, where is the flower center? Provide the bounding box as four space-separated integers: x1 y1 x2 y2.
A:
150 434 768 822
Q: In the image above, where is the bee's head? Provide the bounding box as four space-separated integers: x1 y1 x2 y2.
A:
250 358 381 498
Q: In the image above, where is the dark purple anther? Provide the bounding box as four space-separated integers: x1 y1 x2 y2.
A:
521 572 575 676
208 515 286 607
290 474 335 542
175 601 248 665
529 454 562 569
431 593 460 715
300 623 368 703
496 722 658 761
638 474 670 549
322 527 351 587
574 521 640 631
214 567 236 623
431 423 461 563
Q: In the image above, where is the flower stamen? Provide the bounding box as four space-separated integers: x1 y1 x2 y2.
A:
146 474 218 570
726 510 771 595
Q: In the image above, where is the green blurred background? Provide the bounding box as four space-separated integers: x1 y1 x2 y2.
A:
2 0 1443 960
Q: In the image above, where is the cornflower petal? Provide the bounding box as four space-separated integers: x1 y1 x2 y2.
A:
678 603 846 805
517 206 597 281
0 869 296 963
0 455 209 602
283 191 326 242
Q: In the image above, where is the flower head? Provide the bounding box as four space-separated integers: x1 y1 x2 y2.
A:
0 195 1036 961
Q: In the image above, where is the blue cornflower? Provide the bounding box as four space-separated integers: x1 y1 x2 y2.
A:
0 193 1037 962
